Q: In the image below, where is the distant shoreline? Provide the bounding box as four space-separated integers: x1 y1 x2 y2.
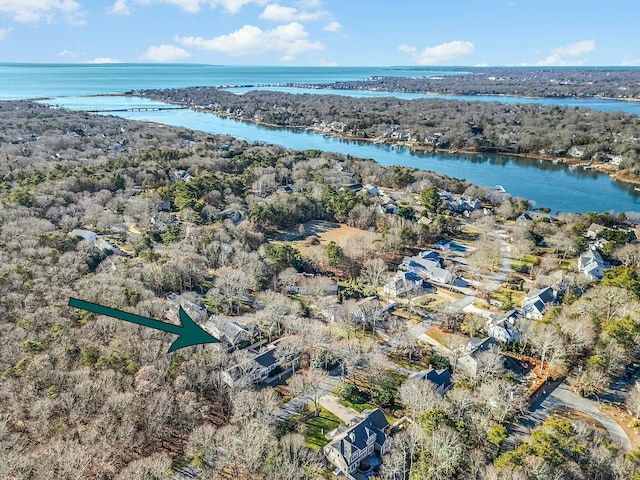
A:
122 93 640 188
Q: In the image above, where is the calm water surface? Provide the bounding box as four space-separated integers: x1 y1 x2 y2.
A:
42 95 640 214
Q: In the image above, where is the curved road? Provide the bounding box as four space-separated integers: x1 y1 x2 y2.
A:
513 382 631 450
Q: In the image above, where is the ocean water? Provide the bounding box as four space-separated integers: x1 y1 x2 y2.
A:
3 63 640 213
0 63 465 100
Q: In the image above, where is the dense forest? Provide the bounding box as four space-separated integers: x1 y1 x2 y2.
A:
3 100 640 480
292 68 640 100
136 87 640 176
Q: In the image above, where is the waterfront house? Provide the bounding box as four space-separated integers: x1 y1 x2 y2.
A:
515 211 551 227
324 409 391 479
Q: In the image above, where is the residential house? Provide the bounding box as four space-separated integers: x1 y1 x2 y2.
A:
486 310 521 343
165 293 208 323
173 169 194 182
285 273 338 296
382 271 424 297
456 336 499 375
401 250 453 284
205 316 255 350
520 286 556 320
439 191 481 214
352 297 391 324
379 195 399 215
577 246 608 280
222 341 299 387
324 409 391 479
68 229 98 243
515 211 551 227
155 201 172 212
586 223 607 239
363 184 378 195
414 368 452 395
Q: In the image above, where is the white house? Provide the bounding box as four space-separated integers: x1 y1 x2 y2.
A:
382 271 424 297
577 246 608 280
401 250 453 284
486 310 521 343
68 229 98 243
520 286 556 320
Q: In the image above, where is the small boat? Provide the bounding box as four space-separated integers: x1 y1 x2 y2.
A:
495 185 507 193
634 187 640 192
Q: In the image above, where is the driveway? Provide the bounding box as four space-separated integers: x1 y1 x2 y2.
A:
319 394 360 423
512 382 631 451
271 370 345 422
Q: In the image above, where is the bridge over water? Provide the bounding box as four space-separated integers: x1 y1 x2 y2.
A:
77 106 187 113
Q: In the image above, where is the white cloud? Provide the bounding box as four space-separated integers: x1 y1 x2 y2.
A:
0 0 83 23
0 27 11 40
141 44 190 62
397 44 416 53
58 49 77 58
110 0 131 15
537 40 595 66
322 21 341 33
85 57 121 64
259 4 327 22
622 57 640 67
296 0 324 8
408 40 475 65
176 22 323 58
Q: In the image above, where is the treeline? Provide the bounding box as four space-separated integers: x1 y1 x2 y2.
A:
3 100 640 479
294 67 640 100
137 87 640 167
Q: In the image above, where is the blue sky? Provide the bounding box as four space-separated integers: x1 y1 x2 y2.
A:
0 0 639 66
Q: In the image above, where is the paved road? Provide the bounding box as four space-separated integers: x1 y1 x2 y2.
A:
507 381 631 451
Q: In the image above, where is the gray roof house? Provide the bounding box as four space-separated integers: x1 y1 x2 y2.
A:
456 336 499 376
516 211 551 227
165 293 208 323
577 246 608 280
324 409 391 479
401 250 453 284
382 271 424 297
487 309 521 343
205 316 255 350
520 286 556 320
352 297 393 324
222 341 299 387
414 368 452 395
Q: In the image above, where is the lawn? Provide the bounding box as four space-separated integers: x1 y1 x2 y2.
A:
303 408 343 449
425 325 467 350
338 398 378 413
491 287 525 308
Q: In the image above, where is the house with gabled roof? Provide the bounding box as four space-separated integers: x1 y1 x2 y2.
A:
324 409 391 479
487 309 521 343
205 316 256 350
456 336 499 375
400 250 453 284
516 211 551 227
222 340 300 387
577 246 608 280
414 368 452 395
382 271 424 297
520 286 556 320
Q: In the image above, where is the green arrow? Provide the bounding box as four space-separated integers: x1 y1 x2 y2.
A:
68 297 219 353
